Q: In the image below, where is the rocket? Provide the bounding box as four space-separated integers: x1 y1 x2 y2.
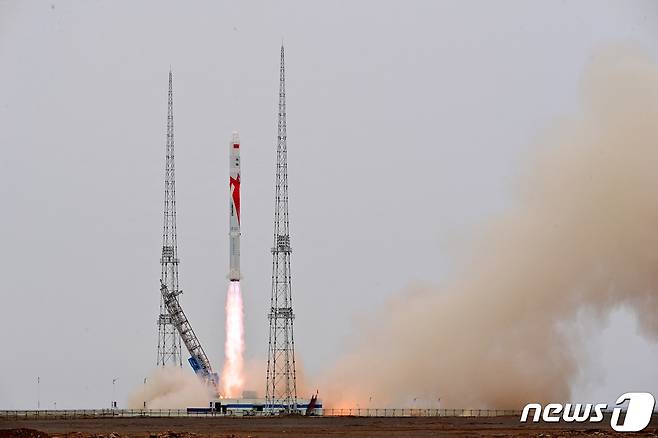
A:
229 131 241 281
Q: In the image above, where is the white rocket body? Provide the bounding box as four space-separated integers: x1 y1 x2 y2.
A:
229 132 241 281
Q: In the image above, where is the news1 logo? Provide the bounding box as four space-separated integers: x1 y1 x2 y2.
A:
520 392 655 432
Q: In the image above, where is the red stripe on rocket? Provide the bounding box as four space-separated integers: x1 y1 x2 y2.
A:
229 132 241 281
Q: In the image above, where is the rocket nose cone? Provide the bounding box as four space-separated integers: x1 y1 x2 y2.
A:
231 131 240 145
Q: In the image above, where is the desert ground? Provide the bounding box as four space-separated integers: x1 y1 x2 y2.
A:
2 415 658 438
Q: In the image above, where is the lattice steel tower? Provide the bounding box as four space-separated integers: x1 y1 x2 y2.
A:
265 45 298 411
157 70 183 367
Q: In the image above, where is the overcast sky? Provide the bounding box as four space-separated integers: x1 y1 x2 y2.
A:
1 1 658 409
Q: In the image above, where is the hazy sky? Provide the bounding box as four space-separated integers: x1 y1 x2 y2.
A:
1 0 658 409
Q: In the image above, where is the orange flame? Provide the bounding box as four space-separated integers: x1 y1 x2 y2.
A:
221 281 244 397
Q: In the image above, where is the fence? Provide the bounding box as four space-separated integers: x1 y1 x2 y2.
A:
0 408 520 419
324 408 520 417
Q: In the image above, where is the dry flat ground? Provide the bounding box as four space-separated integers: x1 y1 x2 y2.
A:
3 416 658 438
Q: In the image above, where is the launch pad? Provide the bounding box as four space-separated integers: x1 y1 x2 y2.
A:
189 397 323 416
150 44 302 410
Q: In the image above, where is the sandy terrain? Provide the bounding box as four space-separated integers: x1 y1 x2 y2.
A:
2 415 658 438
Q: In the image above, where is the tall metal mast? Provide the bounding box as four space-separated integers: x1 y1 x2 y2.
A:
265 45 298 411
157 70 183 367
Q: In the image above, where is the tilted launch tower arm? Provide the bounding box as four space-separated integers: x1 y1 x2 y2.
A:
157 70 216 389
160 280 218 387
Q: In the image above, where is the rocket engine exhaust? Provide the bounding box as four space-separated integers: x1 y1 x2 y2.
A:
322 46 658 409
222 281 245 397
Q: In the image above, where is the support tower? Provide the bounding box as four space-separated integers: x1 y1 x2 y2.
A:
157 70 183 367
265 45 298 411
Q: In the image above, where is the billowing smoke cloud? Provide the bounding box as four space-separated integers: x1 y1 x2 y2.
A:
324 46 658 409
127 367 213 409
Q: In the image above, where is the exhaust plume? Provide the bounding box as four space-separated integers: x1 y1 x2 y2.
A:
324 46 658 409
127 367 213 409
221 281 245 397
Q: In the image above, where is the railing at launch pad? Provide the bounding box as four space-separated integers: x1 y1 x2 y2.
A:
325 408 520 417
0 408 521 419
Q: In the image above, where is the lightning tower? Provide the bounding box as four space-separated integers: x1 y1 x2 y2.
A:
157 70 183 367
265 45 298 411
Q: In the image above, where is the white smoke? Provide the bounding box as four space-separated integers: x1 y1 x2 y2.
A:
127 367 213 409
323 45 658 409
